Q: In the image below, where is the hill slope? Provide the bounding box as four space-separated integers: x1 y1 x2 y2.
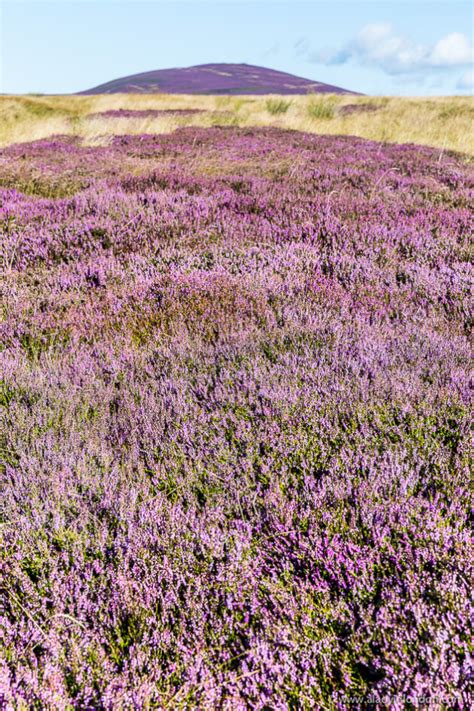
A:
79 62 359 95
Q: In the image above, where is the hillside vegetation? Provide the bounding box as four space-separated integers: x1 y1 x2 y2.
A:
1 127 472 707
1 93 473 155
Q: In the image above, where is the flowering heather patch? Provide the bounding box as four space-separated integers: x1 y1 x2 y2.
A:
0 127 473 708
80 62 357 95
87 108 207 119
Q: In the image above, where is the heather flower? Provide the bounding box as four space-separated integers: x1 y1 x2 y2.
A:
0 127 472 707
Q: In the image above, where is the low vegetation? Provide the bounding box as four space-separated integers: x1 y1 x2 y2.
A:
1 127 472 706
1 93 473 154
307 97 336 120
265 98 292 115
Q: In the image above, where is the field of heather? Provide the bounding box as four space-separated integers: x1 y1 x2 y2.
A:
0 127 473 707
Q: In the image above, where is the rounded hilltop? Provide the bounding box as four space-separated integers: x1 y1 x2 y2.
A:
79 62 360 95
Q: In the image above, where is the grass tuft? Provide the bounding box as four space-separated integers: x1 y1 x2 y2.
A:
307 98 336 120
265 98 292 115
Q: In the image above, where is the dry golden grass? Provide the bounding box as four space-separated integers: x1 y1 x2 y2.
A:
1 93 473 155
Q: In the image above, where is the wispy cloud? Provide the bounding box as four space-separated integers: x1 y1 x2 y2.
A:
457 69 474 90
305 24 474 77
262 43 281 59
294 37 311 58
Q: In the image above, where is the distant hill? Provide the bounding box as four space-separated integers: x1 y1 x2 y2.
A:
79 63 360 95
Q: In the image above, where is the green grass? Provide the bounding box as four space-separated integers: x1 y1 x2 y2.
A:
265 98 292 115
307 98 336 120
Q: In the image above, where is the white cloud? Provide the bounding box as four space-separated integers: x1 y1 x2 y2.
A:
430 33 473 67
309 24 474 76
457 69 474 90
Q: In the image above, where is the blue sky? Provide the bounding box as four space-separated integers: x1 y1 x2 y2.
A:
1 1 473 95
